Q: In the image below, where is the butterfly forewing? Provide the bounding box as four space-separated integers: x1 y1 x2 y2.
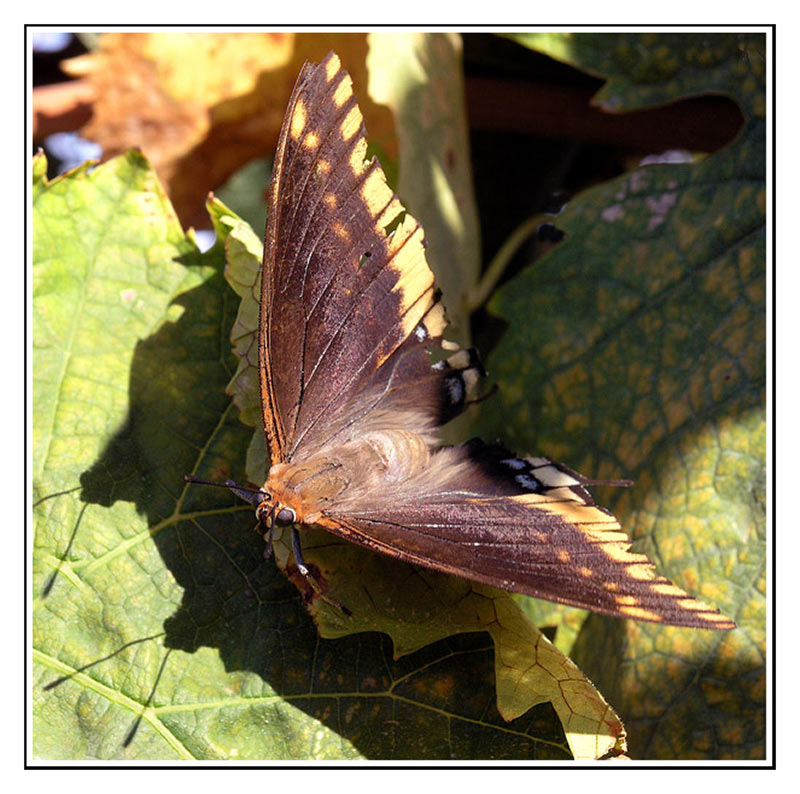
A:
260 52 443 464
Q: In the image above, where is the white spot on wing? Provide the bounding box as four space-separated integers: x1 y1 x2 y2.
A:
535 465 580 487
501 458 526 470
445 377 464 404
463 369 480 390
515 474 540 491
447 350 471 369
525 456 550 467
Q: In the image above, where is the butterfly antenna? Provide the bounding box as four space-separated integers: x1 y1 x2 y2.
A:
184 474 261 496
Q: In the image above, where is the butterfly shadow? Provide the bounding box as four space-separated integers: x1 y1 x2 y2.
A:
73 259 567 760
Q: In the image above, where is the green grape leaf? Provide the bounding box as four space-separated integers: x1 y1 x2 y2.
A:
32 151 616 760
478 32 766 759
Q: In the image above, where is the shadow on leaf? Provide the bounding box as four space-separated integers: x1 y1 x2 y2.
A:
75 258 569 761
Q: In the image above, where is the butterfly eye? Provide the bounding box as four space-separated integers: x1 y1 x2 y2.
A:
275 507 297 527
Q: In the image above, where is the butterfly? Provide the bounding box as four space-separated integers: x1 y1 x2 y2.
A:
191 51 734 630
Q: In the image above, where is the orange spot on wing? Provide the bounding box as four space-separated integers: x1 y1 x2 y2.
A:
325 53 341 82
290 99 306 140
619 605 664 622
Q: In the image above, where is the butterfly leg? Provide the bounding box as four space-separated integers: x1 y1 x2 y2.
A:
262 523 274 560
257 503 277 560
291 526 310 577
291 527 352 617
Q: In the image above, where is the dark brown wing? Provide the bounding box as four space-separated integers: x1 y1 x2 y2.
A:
260 52 444 464
315 441 735 630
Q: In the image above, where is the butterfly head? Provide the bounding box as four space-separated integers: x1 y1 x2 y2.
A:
255 496 298 530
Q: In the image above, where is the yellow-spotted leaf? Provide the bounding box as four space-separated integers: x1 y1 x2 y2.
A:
479 32 765 759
